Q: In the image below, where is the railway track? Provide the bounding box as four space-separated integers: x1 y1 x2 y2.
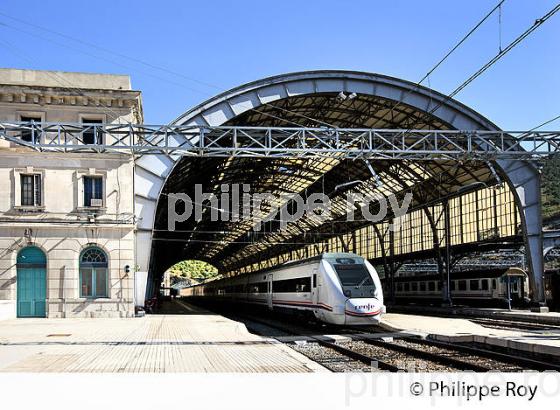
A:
187 301 560 372
235 313 399 372
328 323 560 370
403 337 560 371
356 338 520 371
235 312 538 372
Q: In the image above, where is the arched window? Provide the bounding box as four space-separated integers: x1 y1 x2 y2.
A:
80 247 108 298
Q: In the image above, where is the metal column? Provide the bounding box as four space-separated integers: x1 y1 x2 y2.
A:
498 159 547 311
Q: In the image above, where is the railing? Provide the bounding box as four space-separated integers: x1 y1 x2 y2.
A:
1 121 560 160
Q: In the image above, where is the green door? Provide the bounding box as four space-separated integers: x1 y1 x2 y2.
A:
17 247 47 318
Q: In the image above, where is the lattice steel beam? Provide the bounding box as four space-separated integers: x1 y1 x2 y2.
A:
2 122 560 160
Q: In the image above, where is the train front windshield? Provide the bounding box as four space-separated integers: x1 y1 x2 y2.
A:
333 264 373 286
329 257 377 298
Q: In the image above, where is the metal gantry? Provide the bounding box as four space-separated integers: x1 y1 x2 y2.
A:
1 121 560 160
1 120 553 306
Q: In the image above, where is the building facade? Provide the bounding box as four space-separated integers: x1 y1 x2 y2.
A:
0 68 142 319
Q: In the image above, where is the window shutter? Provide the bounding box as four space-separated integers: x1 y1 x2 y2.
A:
21 175 29 206
94 177 103 199
34 174 42 206
84 177 92 206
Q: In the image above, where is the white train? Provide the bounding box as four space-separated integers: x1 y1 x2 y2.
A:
182 253 385 325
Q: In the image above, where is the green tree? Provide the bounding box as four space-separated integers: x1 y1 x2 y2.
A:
542 157 560 220
167 260 219 284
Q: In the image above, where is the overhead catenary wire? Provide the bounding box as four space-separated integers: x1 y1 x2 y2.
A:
0 35 309 129
395 3 560 142
0 11 335 128
0 21 211 96
419 0 507 86
445 3 560 101
0 26 530 279
0 10 338 128
0 11 220 91
0 6 553 260
0 38 135 124
223 5 560 252
1 3 535 140
2 3 553 132
388 0 507 119
508 113 560 143
211 2 560 260
178 2 558 265
528 114 560 132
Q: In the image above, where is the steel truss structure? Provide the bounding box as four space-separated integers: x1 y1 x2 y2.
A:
0 120 552 306
3 68 555 310
1 121 560 160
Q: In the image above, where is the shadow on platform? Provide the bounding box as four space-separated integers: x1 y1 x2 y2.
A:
150 299 214 315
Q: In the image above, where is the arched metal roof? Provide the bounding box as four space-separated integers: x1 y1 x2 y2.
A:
137 70 522 277
170 70 499 130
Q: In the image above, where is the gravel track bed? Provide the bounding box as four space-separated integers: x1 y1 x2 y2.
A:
389 339 524 371
237 313 526 372
242 317 381 372
291 343 381 372
344 340 457 371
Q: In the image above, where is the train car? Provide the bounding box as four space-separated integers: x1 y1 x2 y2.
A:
182 253 385 325
387 267 530 307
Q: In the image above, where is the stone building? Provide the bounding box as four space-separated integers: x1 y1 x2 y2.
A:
0 68 142 319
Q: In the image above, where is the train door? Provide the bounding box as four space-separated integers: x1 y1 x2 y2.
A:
311 268 318 305
266 273 273 310
311 267 325 320
509 276 521 302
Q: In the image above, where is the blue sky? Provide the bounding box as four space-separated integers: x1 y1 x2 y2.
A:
0 1 558 128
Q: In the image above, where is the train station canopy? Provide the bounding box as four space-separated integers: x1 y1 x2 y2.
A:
143 71 536 279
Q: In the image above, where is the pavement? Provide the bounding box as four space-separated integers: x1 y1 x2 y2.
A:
389 304 560 325
4 299 559 372
0 300 327 373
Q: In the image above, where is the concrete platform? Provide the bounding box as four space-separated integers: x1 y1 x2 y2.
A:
381 312 560 358
389 304 560 325
0 301 327 373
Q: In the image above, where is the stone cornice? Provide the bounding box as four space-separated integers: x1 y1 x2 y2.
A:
0 83 141 108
